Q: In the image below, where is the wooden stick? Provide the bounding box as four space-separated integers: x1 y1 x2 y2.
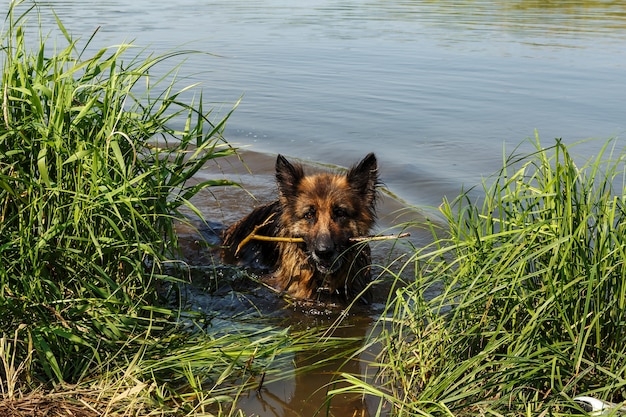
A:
349 232 411 242
235 213 277 256
236 222 410 255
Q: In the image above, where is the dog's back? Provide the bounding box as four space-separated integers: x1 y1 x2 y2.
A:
222 153 378 302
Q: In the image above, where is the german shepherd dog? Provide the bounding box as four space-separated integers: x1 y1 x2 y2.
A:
222 153 379 301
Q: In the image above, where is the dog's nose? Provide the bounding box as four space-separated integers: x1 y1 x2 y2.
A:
314 235 335 260
315 247 334 260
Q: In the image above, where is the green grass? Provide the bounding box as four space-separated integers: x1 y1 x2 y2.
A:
0 3 340 415
0 0 234 382
340 135 626 415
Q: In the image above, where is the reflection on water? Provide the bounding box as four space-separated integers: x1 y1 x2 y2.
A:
35 0 626 44
368 0 626 40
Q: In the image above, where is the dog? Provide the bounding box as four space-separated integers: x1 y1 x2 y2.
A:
222 153 379 302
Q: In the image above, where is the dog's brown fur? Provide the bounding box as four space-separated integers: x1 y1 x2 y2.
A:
222 153 379 301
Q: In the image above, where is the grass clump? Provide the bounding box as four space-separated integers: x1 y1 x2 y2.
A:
0 2 317 415
342 136 626 415
0 1 233 382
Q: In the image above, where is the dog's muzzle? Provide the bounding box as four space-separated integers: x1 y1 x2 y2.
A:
310 235 342 274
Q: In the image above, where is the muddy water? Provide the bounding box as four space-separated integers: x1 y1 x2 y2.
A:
174 151 428 416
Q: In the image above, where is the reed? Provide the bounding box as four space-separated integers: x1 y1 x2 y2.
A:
0 3 333 415
340 135 626 415
0 0 234 382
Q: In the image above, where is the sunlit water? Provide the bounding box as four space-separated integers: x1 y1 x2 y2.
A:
23 0 626 208
13 1 626 415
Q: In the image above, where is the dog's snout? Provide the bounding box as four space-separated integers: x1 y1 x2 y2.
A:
310 231 343 274
314 234 335 259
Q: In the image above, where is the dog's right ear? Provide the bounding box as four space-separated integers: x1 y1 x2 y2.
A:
276 154 304 198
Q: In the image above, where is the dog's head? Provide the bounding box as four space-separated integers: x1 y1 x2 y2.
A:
275 153 378 275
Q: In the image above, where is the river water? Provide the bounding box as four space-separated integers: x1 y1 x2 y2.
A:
14 1 626 415
25 0 626 209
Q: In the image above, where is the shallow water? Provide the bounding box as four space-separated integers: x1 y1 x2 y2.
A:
15 1 626 415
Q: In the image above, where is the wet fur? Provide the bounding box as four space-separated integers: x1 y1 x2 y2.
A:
222 153 379 301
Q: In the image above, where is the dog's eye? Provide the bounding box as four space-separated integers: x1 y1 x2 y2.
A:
333 207 348 220
303 208 316 221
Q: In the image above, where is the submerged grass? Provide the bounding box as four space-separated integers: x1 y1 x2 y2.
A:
341 136 626 415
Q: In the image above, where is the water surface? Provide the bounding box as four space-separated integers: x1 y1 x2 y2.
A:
27 0 626 207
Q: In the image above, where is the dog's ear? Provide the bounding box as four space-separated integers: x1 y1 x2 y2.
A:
347 153 378 207
276 154 304 198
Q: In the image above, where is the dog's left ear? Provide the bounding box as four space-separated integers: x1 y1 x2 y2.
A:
347 153 378 206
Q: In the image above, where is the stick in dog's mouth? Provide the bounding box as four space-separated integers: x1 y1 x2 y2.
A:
235 230 411 256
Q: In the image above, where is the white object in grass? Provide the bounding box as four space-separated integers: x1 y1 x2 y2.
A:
574 396 626 416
